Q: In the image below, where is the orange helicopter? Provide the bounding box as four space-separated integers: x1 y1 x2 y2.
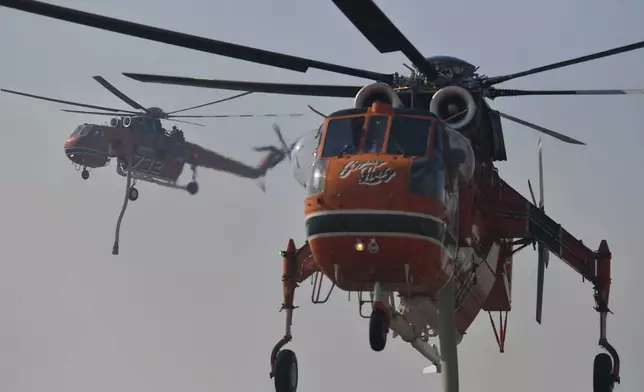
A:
5 1 643 392
1 76 303 255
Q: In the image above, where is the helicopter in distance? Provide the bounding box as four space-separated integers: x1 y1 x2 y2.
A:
4 1 643 391
1 75 303 255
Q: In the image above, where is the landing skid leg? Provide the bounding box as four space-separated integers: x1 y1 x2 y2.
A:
437 280 459 392
112 155 133 255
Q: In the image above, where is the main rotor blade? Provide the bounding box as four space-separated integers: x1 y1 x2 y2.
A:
331 0 438 82
92 76 149 112
488 88 644 98
168 113 304 118
166 119 204 127
486 40 644 86
495 111 585 145
0 0 393 83
62 109 131 116
123 73 363 97
1 88 140 114
166 91 253 115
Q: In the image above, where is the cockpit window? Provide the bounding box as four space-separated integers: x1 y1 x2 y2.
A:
321 116 365 157
72 125 85 136
386 116 432 157
89 127 102 137
79 125 91 136
363 115 388 153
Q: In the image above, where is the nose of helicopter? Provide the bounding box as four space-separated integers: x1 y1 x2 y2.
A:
64 134 80 162
63 134 109 168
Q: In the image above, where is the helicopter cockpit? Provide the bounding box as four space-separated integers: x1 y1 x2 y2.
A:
290 105 475 192
319 110 438 158
68 123 103 140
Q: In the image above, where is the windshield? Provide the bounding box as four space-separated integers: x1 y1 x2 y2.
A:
72 124 87 136
321 116 365 157
386 116 433 157
363 115 389 153
79 125 91 136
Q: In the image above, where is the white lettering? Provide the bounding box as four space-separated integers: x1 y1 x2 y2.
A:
339 160 397 186
131 154 165 176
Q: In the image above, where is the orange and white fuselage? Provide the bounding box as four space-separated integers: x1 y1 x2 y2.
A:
305 155 455 294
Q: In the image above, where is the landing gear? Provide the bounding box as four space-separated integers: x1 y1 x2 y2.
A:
186 181 199 195
369 308 388 352
81 169 89 180
128 187 139 201
186 165 199 195
594 353 615 392
274 349 298 392
591 241 620 392
369 281 389 352
270 240 300 392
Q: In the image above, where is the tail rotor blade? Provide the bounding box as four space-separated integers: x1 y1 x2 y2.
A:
272 123 292 160
537 138 550 268
535 137 549 325
536 242 546 324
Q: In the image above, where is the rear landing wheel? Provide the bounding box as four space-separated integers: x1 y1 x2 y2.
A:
128 187 139 201
593 353 615 392
274 349 298 392
81 169 89 180
186 181 199 195
369 308 388 352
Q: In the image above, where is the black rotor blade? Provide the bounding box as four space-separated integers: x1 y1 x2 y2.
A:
166 91 253 115
61 109 132 116
168 113 304 118
92 76 149 112
486 40 644 86
488 88 644 98
168 119 204 127
308 105 328 118
0 0 393 83
331 0 437 82
1 88 140 114
123 73 363 97
495 111 585 145
272 123 291 157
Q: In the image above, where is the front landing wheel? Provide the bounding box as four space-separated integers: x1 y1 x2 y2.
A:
369 308 388 352
128 187 139 201
186 181 199 195
593 353 615 392
274 349 298 392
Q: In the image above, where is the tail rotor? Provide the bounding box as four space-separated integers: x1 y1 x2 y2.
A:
252 123 296 191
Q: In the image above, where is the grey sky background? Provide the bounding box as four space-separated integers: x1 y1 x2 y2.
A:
1 0 643 391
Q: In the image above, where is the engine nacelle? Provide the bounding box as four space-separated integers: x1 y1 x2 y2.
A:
429 85 476 130
122 116 132 127
109 117 120 127
353 82 403 109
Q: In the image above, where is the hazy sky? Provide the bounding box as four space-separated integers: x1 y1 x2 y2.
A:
1 0 643 391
